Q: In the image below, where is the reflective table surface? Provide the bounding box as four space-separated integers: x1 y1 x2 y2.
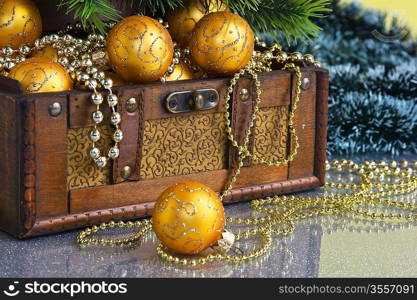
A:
1 154 416 278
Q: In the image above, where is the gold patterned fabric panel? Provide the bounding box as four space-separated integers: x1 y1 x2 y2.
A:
253 106 289 162
67 125 112 190
140 113 228 179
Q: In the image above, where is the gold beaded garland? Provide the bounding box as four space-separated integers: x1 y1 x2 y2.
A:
8 57 73 93
106 16 174 83
189 11 254 76
76 41 417 265
0 1 397 265
152 182 225 255
167 0 227 47
78 157 417 265
74 71 126 90
0 0 42 48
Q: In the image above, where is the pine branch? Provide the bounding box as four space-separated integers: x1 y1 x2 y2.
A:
133 0 332 42
59 0 121 33
125 0 185 16
59 0 331 41
222 0 332 43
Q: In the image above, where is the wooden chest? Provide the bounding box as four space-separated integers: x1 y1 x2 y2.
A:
0 67 328 238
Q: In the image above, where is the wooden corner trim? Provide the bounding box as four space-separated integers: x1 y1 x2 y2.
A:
21 100 37 233
314 69 329 185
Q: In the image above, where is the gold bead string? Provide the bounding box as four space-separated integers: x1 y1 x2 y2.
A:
0 23 84 74
1 23 183 168
77 45 312 264
78 157 417 266
218 44 308 201
50 33 124 168
0 31 123 168
77 43 417 266
78 219 153 247
303 213 416 236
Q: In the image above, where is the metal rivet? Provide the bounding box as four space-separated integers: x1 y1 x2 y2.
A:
169 98 177 109
121 166 132 179
239 89 249 101
301 78 310 90
193 92 204 110
48 102 62 117
126 98 138 113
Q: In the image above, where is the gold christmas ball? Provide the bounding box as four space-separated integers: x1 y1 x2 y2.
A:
0 0 42 48
152 181 225 255
167 0 227 47
166 61 195 81
32 46 58 62
9 57 73 94
107 16 174 83
189 11 254 76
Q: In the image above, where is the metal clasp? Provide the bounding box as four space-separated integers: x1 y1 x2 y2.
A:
165 88 219 113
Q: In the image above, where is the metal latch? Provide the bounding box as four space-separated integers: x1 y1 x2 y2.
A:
165 88 219 113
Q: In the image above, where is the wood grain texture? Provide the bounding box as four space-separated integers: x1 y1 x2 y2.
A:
0 76 23 94
0 94 20 236
22 101 36 230
314 69 329 184
289 70 317 179
0 67 329 238
24 176 320 237
69 92 111 129
229 71 291 169
35 95 68 217
68 70 292 128
70 164 289 213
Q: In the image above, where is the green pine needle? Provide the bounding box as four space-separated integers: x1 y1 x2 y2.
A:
59 0 331 41
59 0 122 33
220 0 331 43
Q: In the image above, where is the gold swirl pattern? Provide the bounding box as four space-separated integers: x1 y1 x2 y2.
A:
107 15 174 83
189 11 254 75
66 107 289 188
8 57 73 94
140 113 228 179
67 125 112 190
0 0 42 48
253 106 289 162
167 0 227 47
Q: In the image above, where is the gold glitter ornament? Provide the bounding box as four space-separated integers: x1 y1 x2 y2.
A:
32 46 59 62
166 60 195 81
106 16 174 83
9 57 73 94
167 0 227 47
0 0 42 48
189 11 254 76
152 181 225 255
